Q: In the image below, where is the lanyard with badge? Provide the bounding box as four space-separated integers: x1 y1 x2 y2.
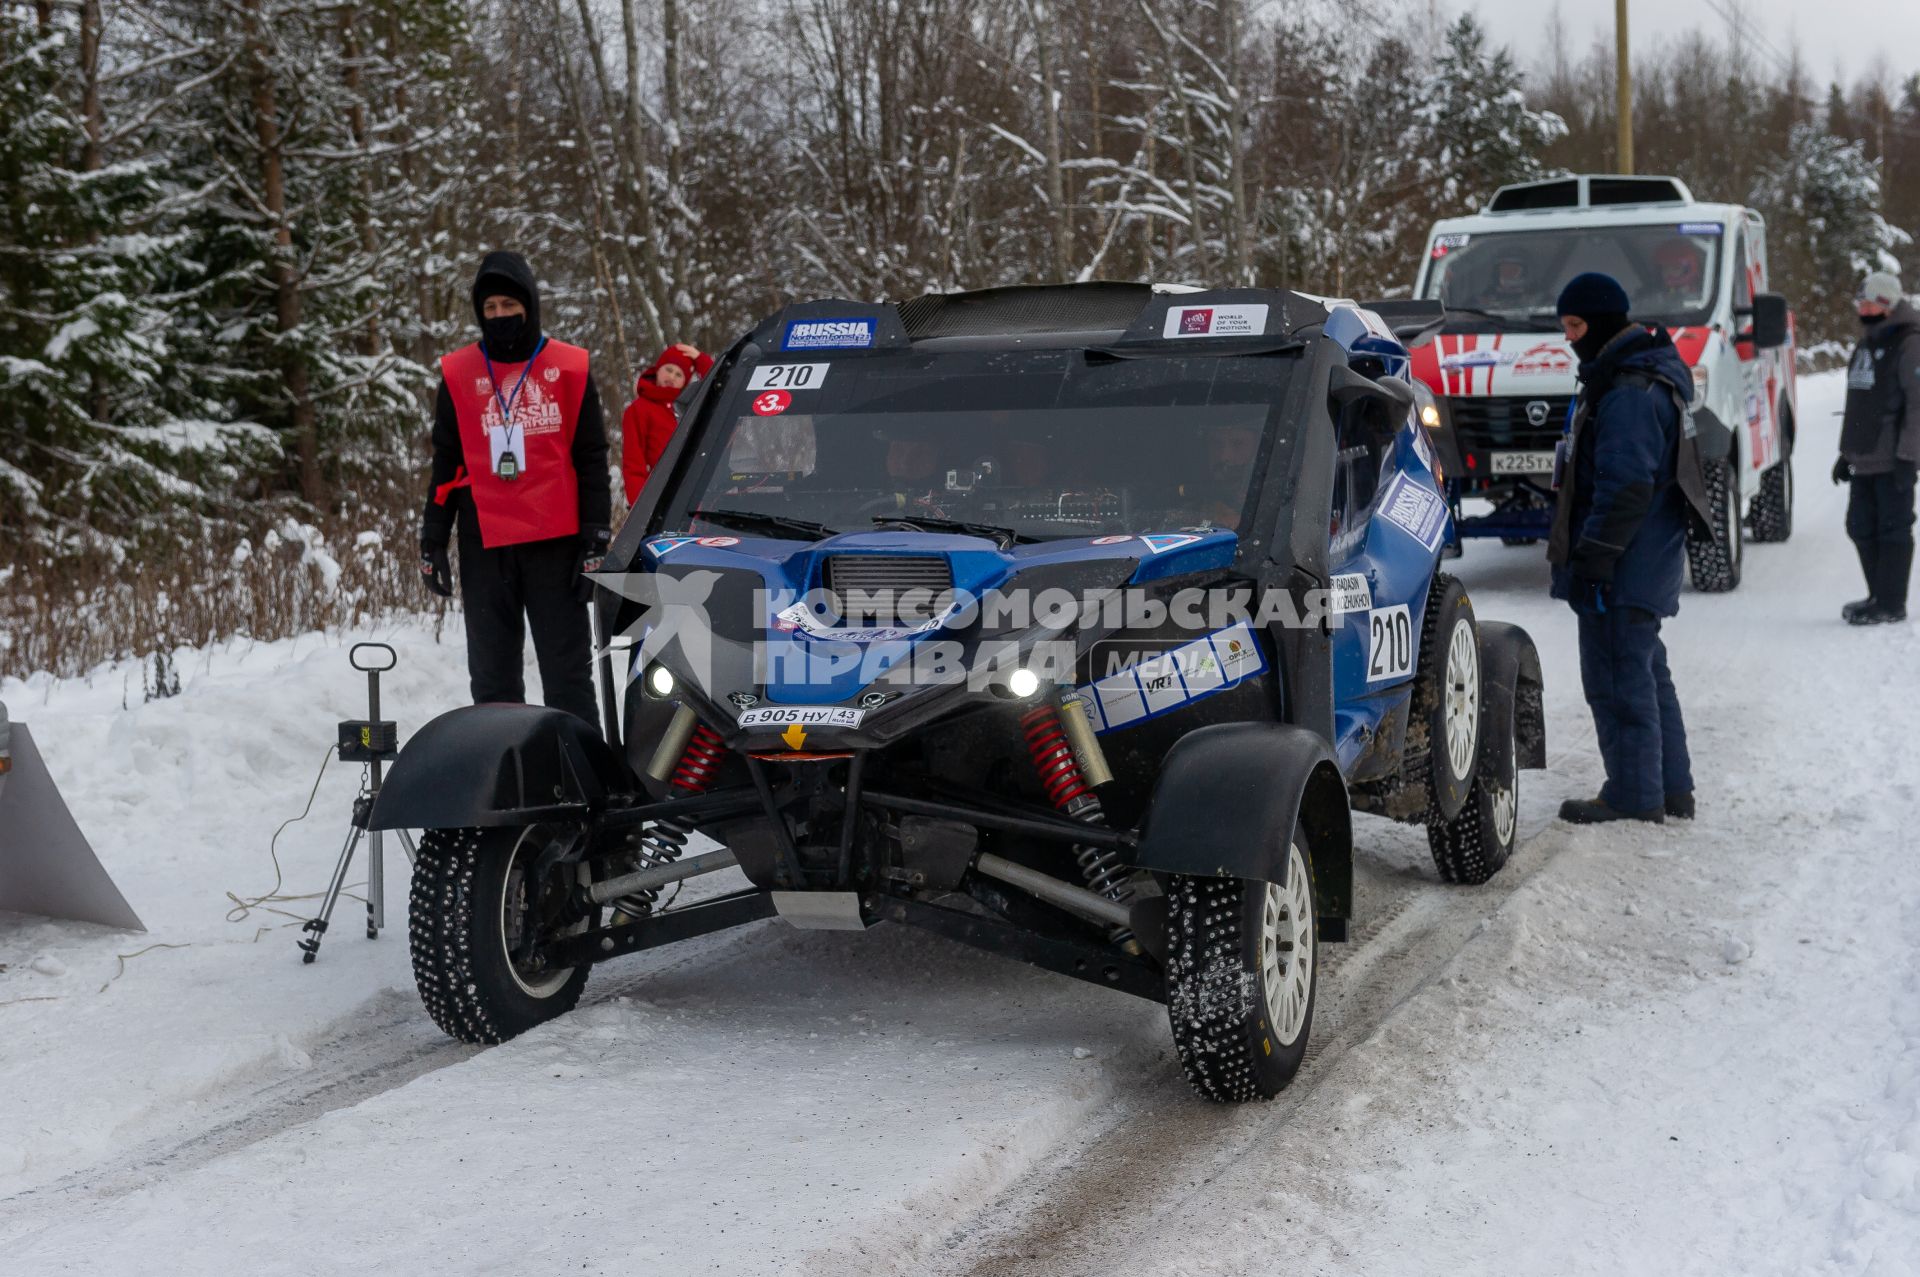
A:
481 335 548 482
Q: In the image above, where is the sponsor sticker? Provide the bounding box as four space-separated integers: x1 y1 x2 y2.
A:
1162 303 1269 340
1078 624 1266 734
1440 350 1507 370
1678 222 1724 236
647 536 699 557
1435 233 1472 248
696 536 740 547
746 363 830 391
782 318 875 350
1512 342 1573 377
737 705 866 730
1090 535 1134 546
1139 533 1204 554
1378 471 1450 552
1366 605 1415 682
1330 573 1372 616
751 389 792 416
772 602 940 643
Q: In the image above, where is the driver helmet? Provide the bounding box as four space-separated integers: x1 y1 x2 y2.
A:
1492 256 1529 293
1655 239 1704 293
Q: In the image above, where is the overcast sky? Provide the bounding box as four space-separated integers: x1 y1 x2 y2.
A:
1443 0 1920 90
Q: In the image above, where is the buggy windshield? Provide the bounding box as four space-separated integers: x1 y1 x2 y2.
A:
1422 223 1724 328
668 347 1298 540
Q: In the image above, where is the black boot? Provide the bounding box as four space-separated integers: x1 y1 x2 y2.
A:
1843 540 1880 622
1665 791 1695 820
1874 540 1912 621
1559 796 1665 825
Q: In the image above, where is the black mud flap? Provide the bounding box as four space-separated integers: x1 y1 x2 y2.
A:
1131 722 1353 941
1477 621 1545 770
367 704 632 830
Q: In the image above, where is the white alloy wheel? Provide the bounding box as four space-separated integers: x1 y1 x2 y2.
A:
1260 842 1316 1048
1443 618 1480 780
1491 732 1518 846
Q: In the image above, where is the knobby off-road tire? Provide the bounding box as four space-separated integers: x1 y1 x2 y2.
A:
1687 453 1744 591
1427 704 1519 885
1748 429 1793 543
1407 573 1479 825
409 826 591 1044
1164 839 1317 1103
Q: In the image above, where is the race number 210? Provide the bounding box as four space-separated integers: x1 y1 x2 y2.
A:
1367 605 1414 682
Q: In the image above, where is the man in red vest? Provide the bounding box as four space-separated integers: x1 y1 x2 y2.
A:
418 251 611 726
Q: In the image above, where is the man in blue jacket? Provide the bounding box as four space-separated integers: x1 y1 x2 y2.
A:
1547 273 1709 824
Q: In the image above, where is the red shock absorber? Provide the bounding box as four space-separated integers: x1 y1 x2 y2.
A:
1019 702 1136 928
670 724 726 794
1020 704 1094 814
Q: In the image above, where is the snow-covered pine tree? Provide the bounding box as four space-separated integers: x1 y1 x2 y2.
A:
127 0 435 516
0 3 259 546
1755 122 1912 341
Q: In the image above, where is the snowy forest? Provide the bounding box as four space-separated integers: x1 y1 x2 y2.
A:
1 0 1915 677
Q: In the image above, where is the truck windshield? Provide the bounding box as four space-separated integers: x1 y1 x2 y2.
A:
1421 223 1724 328
668 347 1296 540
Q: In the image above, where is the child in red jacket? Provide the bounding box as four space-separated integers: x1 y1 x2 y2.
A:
620 342 713 504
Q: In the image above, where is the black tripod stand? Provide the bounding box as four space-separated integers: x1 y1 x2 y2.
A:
298 642 417 963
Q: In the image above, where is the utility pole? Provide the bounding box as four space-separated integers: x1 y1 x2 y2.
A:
1615 0 1634 173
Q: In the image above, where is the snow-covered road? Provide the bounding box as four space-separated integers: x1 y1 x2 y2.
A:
4 371 1917 1274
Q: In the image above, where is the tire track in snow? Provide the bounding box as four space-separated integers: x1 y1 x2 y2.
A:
0 991 474 1243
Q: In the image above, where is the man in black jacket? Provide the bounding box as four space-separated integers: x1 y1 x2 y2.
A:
1548 273 1710 824
419 252 610 725
1833 271 1920 625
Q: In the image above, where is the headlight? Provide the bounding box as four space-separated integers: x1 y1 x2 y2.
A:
1006 668 1041 699
1420 404 1441 429
645 664 676 698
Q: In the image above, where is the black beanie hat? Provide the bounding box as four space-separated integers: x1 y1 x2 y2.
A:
1556 272 1631 320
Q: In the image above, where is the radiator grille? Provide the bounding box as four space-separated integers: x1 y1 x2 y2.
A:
824 555 955 627
1448 395 1575 451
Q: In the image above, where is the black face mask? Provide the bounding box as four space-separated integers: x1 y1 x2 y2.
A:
482 313 529 360
1571 313 1631 364
1861 313 1886 328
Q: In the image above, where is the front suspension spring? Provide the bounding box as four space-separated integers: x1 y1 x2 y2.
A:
670 724 726 794
1020 704 1135 917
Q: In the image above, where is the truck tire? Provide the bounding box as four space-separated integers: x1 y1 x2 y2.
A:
1164 838 1317 1103
1426 707 1518 885
409 825 591 1044
1408 574 1479 825
1687 452 1743 592
1748 427 1793 543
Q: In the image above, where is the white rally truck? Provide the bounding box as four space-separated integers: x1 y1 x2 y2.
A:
1408 174 1796 591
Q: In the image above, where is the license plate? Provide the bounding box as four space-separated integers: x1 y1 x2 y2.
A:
1489 450 1557 475
736 705 865 729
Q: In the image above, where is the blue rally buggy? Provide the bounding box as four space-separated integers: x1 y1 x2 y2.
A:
371 283 1546 1102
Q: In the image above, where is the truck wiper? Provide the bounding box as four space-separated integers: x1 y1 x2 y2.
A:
1439 306 1533 330
692 507 838 539
870 515 1036 548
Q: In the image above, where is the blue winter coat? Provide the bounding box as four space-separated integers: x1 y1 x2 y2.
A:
1548 326 1694 618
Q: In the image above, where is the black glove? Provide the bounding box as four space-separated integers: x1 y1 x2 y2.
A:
1832 456 1853 485
574 527 611 604
420 542 453 598
1572 575 1611 615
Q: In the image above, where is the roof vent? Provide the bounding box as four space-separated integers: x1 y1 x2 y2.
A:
1486 174 1692 213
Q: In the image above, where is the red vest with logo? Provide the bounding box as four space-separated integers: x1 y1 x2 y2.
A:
438 339 589 548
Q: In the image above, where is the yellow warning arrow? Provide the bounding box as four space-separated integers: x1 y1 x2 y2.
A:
781 723 808 751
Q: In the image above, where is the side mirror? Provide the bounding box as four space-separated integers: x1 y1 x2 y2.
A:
1744 293 1790 350
1329 365 1415 444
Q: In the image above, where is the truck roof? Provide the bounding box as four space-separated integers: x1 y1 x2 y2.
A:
1425 173 1759 239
